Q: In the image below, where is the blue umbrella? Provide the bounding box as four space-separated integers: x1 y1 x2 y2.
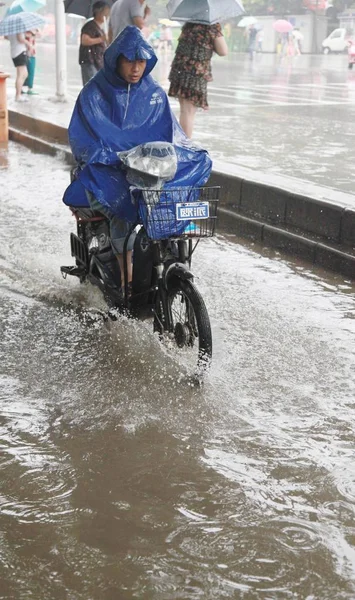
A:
167 0 245 25
6 0 46 15
0 11 45 35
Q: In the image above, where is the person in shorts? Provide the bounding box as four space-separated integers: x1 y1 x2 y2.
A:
7 33 31 101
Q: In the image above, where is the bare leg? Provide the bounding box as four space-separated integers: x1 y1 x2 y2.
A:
178 97 198 138
117 251 133 288
15 65 28 100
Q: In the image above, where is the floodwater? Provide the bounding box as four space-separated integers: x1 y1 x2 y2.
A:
1 144 355 599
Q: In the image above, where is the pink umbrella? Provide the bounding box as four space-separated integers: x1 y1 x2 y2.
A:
273 19 293 33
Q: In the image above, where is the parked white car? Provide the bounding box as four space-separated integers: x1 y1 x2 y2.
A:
322 28 348 53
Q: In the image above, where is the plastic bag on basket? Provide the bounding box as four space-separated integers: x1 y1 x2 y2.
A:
118 142 177 189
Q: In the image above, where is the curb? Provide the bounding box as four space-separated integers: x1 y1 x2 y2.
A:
9 127 73 164
218 208 355 279
8 111 355 281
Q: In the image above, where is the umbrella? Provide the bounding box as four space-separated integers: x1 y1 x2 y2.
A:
0 11 45 35
167 0 245 25
292 29 303 40
273 19 293 33
6 0 46 16
159 18 181 27
237 15 257 27
64 0 114 18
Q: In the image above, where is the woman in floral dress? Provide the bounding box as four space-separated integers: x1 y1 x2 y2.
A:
168 22 228 138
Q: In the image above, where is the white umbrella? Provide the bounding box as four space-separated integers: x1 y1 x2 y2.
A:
237 16 257 27
159 18 181 27
167 0 245 25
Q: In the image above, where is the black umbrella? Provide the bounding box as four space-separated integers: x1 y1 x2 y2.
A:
64 0 114 19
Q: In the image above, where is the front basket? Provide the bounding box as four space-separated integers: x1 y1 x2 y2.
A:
137 186 220 241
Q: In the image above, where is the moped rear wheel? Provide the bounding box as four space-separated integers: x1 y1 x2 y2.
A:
154 279 212 372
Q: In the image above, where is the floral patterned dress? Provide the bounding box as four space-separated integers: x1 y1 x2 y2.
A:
168 23 223 109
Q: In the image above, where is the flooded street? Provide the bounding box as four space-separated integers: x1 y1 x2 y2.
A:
1 144 355 598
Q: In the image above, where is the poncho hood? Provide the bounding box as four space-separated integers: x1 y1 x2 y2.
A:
102 25 157 87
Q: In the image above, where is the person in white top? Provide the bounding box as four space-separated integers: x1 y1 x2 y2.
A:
108 0 151 44
6 33 31 101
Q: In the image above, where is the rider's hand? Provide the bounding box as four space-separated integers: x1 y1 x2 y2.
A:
144 4 151 18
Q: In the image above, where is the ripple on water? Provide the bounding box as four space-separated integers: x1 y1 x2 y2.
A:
164 511 320 598
0 376 77 526
269 517 321 552
333 469 355 504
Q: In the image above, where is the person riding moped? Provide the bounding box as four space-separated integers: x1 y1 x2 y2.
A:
63 26 212 295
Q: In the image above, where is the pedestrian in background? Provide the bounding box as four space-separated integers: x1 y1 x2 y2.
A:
108 0 151 43
6 32 31 101
23 30 38 95
292 28 303 55
247 24 257 59
147 24 160 49
79 0 111 86
168 22 228 138
223 22 232 52
159 24 173 52
256 28 263 53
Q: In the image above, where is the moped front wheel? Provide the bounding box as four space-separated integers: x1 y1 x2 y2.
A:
154 279 212 372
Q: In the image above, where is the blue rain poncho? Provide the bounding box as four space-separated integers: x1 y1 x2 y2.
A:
63 26 212 223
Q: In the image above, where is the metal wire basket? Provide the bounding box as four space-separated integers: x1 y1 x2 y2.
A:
137 186 220 240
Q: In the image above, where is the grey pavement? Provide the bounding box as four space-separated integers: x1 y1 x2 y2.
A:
1 41 355 203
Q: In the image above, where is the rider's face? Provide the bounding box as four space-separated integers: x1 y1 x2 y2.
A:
117 56 147 84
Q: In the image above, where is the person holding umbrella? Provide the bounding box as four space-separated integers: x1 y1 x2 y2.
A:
247 23 257 59
166 0 244 138
6 31 31 100
168 22 228 138
0 13 45 101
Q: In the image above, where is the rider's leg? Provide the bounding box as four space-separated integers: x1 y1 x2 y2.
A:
86 191 135 289
109 216 135 288
178 98 197 138
117 253 132 287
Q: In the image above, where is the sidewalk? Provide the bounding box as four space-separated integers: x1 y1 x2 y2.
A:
1 40 355 200
7 89 355 211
